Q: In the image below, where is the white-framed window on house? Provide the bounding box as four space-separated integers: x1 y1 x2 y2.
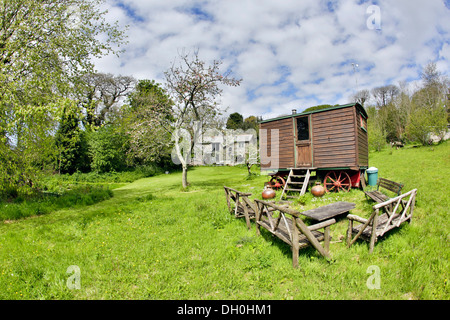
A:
211 143 220 163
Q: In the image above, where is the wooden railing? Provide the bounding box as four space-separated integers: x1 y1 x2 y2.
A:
347 188 417 253
223 186 257 229
254 199 336 268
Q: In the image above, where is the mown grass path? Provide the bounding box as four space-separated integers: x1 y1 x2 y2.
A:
0 143 449 299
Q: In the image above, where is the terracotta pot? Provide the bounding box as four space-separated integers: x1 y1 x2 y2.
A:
262 187 276 199
311 182 325 197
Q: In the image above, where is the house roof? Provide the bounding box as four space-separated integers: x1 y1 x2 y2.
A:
259 102 367 124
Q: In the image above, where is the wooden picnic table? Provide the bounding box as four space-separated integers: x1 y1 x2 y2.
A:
300 201 356 221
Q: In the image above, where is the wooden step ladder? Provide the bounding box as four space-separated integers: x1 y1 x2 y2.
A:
280 169 311 200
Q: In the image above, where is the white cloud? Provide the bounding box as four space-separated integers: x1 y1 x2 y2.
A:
94 0 450 120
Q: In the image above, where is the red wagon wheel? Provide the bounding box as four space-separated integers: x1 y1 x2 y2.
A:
268 176 286 190
323 171 351 192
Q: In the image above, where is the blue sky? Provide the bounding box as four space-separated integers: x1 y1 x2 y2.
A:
95 0 450 120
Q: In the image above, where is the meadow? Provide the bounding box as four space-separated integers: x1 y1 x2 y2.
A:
0 141 448 300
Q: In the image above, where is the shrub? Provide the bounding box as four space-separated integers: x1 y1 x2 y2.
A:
87 125 128 173
0 185 113 221
406 101 447 145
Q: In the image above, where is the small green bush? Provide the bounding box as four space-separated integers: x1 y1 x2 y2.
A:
44 165 161 187
0 185 113 221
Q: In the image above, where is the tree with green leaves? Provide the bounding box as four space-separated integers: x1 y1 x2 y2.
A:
125 80 174 167
78 72 136 128
303 104 338 113
226 112 244 130
0 0 126 104
55 104 89 174
226 112 259 134
87 123 128 173
366 106 387 151
0 0 127 195
406 62 449 145
243 116 260 138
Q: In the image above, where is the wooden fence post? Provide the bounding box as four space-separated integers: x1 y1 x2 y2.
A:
295 218 330 259
291 218 299 268
369 209 378 254
324 226 330 254
224 187 231 213
255 201 262 236
347 219 353 247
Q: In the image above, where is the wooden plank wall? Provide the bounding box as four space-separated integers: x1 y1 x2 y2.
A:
357 116 369 167
311 107 357 168
260 118 295 169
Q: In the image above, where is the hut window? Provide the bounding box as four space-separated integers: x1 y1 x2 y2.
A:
359 113 367 131
296 117 309 141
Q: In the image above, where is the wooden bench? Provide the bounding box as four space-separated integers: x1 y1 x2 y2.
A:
254 200 337 268
364 177 404 204
223 186 258 229
347 189 417 253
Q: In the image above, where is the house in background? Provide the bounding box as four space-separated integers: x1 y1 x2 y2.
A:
191 128 257 166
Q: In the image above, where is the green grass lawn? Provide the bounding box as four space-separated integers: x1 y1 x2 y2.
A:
0 142 449 300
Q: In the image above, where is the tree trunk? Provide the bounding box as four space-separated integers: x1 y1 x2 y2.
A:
182 164 189 188
246 161 253 175
172 126 191 189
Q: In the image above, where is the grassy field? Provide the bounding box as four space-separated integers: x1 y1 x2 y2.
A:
0 142 448 300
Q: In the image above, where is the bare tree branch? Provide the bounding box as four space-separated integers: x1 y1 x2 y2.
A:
163 50 242 188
